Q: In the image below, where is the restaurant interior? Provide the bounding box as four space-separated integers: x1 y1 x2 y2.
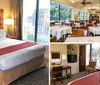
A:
50 0 100 42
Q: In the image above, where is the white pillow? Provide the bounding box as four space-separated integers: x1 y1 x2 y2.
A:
0 29 6 38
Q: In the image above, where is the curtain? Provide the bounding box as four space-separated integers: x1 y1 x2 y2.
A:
11 0 23 40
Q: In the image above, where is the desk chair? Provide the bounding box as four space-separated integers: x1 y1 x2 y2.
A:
85 61 96 75
50 34 57 42
53 66 63 85
73 29 84 37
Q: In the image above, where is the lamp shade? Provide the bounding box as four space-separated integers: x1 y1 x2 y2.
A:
4 18 14 25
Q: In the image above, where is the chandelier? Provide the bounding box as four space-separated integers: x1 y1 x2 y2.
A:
71 0 77 3
70 0 82 3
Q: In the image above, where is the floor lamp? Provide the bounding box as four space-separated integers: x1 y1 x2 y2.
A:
4 18 14 37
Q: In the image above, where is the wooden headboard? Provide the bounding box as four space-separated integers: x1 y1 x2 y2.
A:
0 9 3 29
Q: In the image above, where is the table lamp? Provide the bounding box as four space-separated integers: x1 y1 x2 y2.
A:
4 18 14 37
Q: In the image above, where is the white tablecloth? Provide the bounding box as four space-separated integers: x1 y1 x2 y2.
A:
65 36 100 43
75 23 80 27
97 24 100 27
89 27 100 35
50 26 72 40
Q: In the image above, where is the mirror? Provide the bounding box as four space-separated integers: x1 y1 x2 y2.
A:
51 52 62 65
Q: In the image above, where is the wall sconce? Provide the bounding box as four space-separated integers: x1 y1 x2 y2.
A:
4 18 14 37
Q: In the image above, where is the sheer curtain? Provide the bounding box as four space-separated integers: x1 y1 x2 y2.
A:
11 0 23 40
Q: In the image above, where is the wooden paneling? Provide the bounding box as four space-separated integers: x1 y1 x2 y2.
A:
79 45 86 72
0 9 3 29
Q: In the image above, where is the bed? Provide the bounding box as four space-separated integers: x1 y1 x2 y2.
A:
0 29 46 85
68 72 100 85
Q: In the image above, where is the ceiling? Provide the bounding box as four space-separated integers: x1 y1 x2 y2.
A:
83 0 100 12
53 0 100 15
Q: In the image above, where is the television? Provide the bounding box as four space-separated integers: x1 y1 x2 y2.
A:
67 54 77 63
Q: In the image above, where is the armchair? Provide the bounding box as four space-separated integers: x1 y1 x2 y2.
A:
85 61 96 75
50 34 57 42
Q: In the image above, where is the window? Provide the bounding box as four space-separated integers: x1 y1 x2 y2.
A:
37 0 50 43
50 2 72 22
86 44 100 66
23 0 49 43
86 44 90 65
91 44 100 66
78 11 89 20
78 11 84 20
60 5 71 22
50 3 59 21
23 0 36 41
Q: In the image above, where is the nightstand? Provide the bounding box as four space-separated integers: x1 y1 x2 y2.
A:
7 36 17 39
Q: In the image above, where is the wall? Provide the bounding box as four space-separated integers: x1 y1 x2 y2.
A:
50 44 67 55
66 45 79 74
0 0 11 18
50 44 80 74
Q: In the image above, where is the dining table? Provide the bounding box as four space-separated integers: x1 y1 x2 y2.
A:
50 26 72 40
97 24 100 27
88 27 100 36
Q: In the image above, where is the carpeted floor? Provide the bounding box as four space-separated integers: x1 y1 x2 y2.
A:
51 72 87 85
10 67 49 85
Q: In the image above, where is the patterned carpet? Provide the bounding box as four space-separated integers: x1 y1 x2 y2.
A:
10 67 49 85
51 72 86 85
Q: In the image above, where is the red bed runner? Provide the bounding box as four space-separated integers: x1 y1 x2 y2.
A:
0 42 38 55
69 72 100 85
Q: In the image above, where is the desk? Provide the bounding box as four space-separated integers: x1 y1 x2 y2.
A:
63 65 71 76
50 65 72 83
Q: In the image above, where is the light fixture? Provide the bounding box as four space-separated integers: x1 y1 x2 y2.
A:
4 18 14 37
70 0 80 3
71 0 77 3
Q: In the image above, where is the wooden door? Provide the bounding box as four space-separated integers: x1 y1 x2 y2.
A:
79 45 86 72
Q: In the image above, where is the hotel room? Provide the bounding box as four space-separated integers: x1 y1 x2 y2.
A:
50 0 100 43
50 44 100 85
0 0 49 85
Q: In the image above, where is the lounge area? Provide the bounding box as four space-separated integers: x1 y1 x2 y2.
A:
50 44 100 85
50 0 100 43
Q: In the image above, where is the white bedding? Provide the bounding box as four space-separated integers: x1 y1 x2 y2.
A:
0 38 46 71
